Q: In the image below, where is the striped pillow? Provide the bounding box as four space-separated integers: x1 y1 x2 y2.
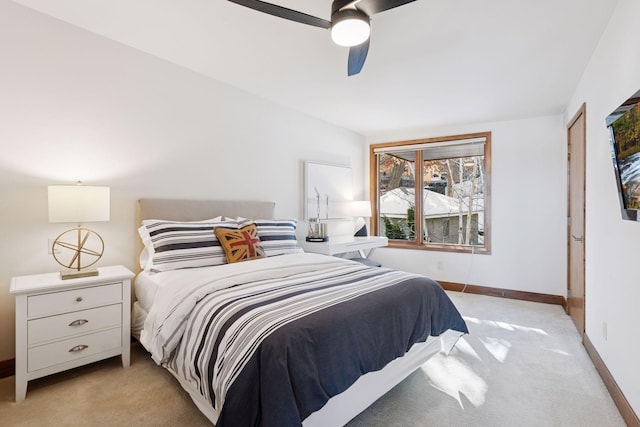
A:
138 217 237 272
238 218 303 257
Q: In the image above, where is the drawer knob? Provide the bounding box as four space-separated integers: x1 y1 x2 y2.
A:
69 345 88 353
75 296 83 302
68 319 89 327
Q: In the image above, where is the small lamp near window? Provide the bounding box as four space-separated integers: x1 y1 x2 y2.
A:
48 183 110 279
351 200 372 237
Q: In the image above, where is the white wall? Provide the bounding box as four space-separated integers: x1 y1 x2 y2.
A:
565 0 640 414
0 2 365 361
367 115 567 296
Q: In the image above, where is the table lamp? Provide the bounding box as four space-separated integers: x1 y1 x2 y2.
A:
351 200 372 237
48 183 110 279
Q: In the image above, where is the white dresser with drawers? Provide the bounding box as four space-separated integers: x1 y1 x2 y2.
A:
10 265 134 402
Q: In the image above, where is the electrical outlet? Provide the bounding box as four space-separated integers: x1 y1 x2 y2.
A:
436 261 443 270
603 322 608 341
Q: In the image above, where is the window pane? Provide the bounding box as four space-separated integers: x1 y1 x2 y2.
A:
423 156 484 246
377 151 417 241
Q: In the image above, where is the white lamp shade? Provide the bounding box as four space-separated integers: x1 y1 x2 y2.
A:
351 200 372 218
48 185 110 223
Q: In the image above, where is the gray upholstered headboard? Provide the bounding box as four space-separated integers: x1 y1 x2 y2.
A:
137 199 276 222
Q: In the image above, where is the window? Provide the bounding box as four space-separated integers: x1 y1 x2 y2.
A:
370 132 491 254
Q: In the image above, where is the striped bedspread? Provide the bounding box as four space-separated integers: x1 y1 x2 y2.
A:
141 253 468 426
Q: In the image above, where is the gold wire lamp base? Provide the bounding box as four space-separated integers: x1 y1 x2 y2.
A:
52 227 104 280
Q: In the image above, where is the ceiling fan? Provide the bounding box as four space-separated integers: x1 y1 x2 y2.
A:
227 0 417 76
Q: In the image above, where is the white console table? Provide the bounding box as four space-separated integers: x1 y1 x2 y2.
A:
299 236 388 259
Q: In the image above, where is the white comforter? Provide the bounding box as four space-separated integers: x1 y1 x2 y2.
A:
140 252 357 365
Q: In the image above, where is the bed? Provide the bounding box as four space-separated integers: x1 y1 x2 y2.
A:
133 199 468 426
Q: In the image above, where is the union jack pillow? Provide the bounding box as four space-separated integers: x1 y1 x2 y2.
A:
214 223 266 263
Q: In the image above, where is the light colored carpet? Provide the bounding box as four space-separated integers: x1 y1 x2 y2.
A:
0 291 625 426
347 291 625 427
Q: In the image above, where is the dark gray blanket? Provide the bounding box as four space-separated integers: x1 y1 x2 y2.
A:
215 273 467 427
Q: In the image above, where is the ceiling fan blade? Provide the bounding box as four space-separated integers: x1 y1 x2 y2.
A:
228 0 331 29
356 0 416 16
347 38 370 76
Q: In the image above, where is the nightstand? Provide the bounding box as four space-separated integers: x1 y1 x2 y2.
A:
10 265 134 402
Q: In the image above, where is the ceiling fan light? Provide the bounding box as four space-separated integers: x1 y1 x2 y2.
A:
330 9 370 47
